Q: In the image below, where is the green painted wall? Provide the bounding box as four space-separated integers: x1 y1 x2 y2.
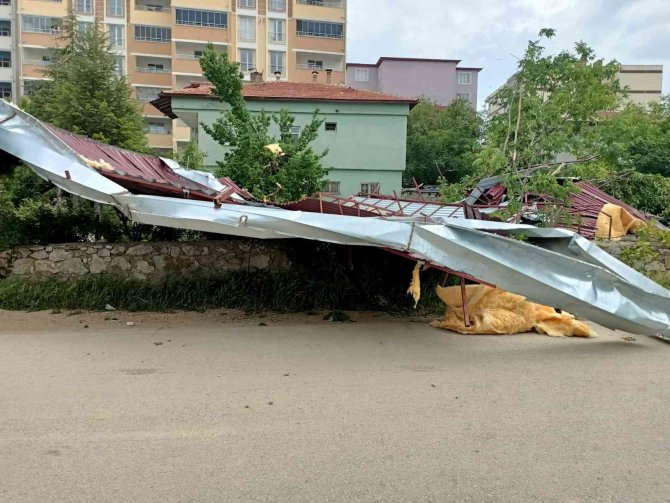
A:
171 97 410 196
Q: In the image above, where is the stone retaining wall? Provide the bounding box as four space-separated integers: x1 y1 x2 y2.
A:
0 240 291 281
597 235 670 274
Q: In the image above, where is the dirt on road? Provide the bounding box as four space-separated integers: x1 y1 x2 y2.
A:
0 310 668 503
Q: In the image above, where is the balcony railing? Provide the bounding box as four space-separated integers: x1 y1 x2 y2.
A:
297 63 342 71
268 0 286 11
136 66 171 73
24 59 52 66
176 54 201 60
135 4 170 12
145 127 171 134
296 30 343 39
297 0 343 7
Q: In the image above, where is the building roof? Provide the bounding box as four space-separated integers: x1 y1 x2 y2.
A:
152 81 417 118
347 57 483 72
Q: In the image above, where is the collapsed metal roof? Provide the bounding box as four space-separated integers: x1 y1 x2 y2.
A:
0 101 668 339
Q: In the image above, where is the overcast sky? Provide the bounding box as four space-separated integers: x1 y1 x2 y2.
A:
347 0 670 109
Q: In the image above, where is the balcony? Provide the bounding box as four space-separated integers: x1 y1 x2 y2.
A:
293 1 345 22
20 31 63 48
145 131 173 148
131 0 172 26
173 24 229 44
174 54 203 75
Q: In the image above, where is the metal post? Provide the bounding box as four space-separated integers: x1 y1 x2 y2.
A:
460 277 471 328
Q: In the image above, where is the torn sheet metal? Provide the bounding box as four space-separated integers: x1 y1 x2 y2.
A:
0 101 668 339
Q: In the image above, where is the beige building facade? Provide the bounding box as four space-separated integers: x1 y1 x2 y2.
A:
6 0 346 151
617 64 663 106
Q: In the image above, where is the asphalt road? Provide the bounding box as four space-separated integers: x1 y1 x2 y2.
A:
0 310 668 503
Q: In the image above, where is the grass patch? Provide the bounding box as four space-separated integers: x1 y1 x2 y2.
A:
0 269 445 314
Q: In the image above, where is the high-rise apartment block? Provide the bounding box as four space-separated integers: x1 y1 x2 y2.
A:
2 0 346 151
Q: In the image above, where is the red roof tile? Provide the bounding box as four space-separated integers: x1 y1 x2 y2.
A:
162 81 416 103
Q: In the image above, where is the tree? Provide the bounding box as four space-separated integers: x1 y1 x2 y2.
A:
441 29 626 209
405 99 482 186
599 96 670 177
175 141 207 170
24 16 147 151
198 44 329 202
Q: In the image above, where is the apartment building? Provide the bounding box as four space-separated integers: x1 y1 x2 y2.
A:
617 65 663 106
9 0 346 151
346 57 481 108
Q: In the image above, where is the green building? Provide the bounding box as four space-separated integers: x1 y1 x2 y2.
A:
152 80 416 197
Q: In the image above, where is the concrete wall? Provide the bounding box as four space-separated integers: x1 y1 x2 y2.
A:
345 65 379 92
347 60 479 107
0 240 291 281
172 97 411 196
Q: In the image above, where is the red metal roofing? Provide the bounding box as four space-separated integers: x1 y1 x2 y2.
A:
47 125 224 201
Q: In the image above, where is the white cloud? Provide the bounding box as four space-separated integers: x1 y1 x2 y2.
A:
347 0 669 108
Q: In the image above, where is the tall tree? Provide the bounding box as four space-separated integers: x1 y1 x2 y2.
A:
443 29 626 209
405 99 482 186
24 16 146 151
199 45 328 202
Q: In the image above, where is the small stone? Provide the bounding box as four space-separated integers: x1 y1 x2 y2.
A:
268 401 273 406
249 254 270 270
110 257 131 271
46 245 53 252
126 322 134 326
126 244 153 256
258 322 267 327
99 249 111 258
11 258 34 275
153 255 166 270
84 325 89 328
59 258 88 275
153 342 163 346
105 304 116 311
665 258 670 270
244 405 250 409
135 261 155 275
431 384 437 388
283 373 289 377
30 250 49 260
645 261 664 273
49 249 70 262
89 255 107 274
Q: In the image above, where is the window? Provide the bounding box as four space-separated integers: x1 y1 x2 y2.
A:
193 50 203 58
0 0 11 5
42 55 52 63
23 80 45 96
0 21 10 37
113 57 124 76
136 86 163 102
176 9 227 28
138 3 167 12
238 16 255 41
0 82 11 100
0 52 10 68
457 71 472 85
456 92 471 101
108 24 124 48
354 68 369 82
269 51 285 75
135 25 171 43
360 182 380 195
268 0 286 12
290 126 300 144
325 122 337 131
238 0 255 8
145 120 168 134
78 22 93 33
296 20 343 38
107 0 124 17
75 0 92 14
22 16 61 34
307 59 323 69
239 49 255 72
323 181 340 194
268 18 285 43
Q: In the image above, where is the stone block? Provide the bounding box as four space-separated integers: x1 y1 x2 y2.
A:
12 258 34 275
99 248 111 258
59 258 88 275
249 254 270 270
665 258 670 270
34 260 57 274
153 255 166 270
30 250 49 260
135 260 155 275
49 249 71 262
645 261 664 273
110 257 131 271
126 244 153 256
89 255 107 274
